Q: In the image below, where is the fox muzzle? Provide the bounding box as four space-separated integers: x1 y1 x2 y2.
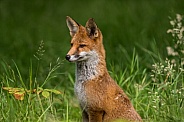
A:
65 55 71 61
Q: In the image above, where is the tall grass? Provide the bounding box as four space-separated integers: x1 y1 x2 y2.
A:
1 41 61 121
0 60 80 122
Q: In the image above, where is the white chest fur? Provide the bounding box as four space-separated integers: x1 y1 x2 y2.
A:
74 51 99 108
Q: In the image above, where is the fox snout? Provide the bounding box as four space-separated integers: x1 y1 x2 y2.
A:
65 51 92 62
65 46 79 62
65 55 71 61
65 54 79 62
65 52 82 62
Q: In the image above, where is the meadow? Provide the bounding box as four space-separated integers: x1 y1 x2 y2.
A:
0 0 184 122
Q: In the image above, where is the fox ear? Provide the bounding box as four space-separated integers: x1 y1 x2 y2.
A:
66 16 79 37
85 18 98 39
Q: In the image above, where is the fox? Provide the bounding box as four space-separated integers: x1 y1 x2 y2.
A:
65 16 142 122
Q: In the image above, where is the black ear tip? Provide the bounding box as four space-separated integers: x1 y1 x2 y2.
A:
88 18 95 22
86 18 97 28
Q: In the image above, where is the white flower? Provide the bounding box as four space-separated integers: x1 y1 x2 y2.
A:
176 14 182 22
166 47 178 56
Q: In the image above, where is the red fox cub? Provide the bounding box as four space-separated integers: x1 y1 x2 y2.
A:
65 16 142 122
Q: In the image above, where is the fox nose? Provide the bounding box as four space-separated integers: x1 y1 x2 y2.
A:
65 55 71 61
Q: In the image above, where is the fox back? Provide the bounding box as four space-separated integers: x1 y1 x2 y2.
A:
65 16 142 122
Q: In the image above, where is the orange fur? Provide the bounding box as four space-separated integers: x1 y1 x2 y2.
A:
65 16 142 122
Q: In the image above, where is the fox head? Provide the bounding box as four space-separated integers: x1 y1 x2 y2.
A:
65 16 105 62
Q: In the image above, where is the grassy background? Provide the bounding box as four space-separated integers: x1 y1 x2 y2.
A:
0 0 184 122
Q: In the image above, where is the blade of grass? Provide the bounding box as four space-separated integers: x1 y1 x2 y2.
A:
12 60 27 89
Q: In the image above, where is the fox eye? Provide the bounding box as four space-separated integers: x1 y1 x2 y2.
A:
70 43 73 47
79 44 86 48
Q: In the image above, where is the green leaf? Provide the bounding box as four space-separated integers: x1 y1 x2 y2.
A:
42 90 50 98
38 87 43 90
44 89 62 94
3 87 25 94
2 87 13 91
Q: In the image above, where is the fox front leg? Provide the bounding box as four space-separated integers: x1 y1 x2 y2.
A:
88 111 104 122
82 111 89 122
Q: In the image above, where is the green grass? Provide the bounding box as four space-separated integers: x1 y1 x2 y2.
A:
0 0 184 122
